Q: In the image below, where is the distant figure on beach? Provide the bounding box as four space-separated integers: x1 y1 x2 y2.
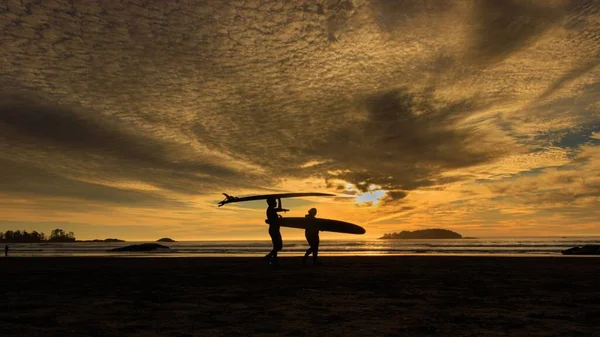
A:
4 245 8 257
264 197 284 266
303 208 321 265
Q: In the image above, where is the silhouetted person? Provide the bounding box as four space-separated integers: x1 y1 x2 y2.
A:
264 197 284 266
303 208 320 265
4 245 8 257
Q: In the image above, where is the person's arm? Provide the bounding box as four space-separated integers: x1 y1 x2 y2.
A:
275 198 289 213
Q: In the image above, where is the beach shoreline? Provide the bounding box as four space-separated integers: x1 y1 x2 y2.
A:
4 237 600 257
3 252 600 258
1 256 599 336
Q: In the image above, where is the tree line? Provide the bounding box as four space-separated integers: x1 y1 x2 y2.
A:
0 228 76 243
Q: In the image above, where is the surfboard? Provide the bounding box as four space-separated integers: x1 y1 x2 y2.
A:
276 217 366 235
218 192 335 207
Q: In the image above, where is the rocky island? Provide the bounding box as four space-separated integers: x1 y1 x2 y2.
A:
157 238 176 242
561 245 600 255
379 229 462 239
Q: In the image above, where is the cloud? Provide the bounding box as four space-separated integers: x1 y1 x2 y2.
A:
534 58 600 103
476 145 600 214
0 93 275 204
0 158 185 206
1 0 599 238
372 0 455 31
467 0 566 64
300 88 511 199
0 93 245 177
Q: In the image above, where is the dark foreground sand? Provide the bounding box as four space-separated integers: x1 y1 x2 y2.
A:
1 256 599 337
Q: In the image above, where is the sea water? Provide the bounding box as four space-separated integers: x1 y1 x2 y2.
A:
3 237 600 257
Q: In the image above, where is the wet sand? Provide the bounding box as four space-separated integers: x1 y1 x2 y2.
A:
1 256 599 336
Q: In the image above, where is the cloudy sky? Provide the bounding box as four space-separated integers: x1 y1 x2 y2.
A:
1 0 599 240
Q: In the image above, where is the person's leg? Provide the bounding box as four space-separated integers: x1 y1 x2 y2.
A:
271 230 282 265
303 247 312 264
313 236 320 265
266 229 277 261
304 247 312 257
303 233 311 263
275 231 283 252
265 250 274 260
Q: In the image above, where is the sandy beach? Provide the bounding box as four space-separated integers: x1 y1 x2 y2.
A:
1 256 599 336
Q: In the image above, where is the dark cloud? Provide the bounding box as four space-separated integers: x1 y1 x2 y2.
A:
535 58 600 103
468 0 565 63
323 0 356 42
384 190 408 201
0 93 275 201
0 157 187 207
184 85 499 203
0 93 240 177
563 1 600 30
300 88 503 199
373 0 454 31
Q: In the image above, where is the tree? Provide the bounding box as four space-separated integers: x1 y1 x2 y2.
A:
50 228 65 240
0 228 75 242
48 228 76 242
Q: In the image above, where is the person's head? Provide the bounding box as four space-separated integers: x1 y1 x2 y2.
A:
307 208 317 217
266 197 277 207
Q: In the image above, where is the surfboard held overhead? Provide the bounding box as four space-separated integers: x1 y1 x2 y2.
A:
218 192 336 207
279 217 366 235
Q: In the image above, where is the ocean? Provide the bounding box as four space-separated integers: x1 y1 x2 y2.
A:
3 237 600 257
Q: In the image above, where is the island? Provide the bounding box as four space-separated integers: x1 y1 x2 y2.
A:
78 238 125 242
157 238 176 242
561 245 600 255
379 229 462 239
109 243 170 252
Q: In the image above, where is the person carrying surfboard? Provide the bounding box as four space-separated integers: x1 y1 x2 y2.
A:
302 208 321 266
264 197 285 266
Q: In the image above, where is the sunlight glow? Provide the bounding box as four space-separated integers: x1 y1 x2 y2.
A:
354 184 388 206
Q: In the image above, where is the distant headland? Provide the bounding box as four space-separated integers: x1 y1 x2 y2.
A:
379 229 463 239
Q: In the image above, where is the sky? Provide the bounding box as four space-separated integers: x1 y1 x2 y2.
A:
1 0 599 240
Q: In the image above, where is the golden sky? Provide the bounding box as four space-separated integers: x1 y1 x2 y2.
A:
1 0 599 240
